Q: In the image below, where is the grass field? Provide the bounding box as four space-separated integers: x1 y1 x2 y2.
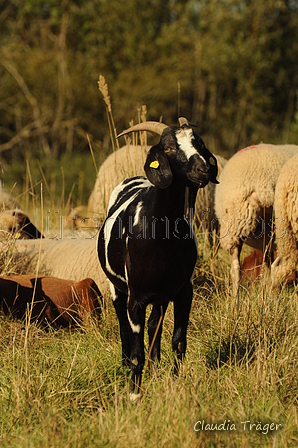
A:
0 229 298 448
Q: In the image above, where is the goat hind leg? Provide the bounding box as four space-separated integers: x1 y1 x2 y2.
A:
127 294 146 401
110 283 130 366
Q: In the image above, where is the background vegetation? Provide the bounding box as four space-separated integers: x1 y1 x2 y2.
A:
1 0 298 207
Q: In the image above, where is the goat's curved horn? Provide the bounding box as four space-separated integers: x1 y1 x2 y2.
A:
178 117 197 127
117 122 168 139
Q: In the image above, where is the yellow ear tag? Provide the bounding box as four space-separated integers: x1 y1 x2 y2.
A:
209 157 215 166
15 232 21 239
150 160 159 169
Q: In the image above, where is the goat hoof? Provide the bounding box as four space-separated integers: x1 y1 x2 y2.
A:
122 358 130 367
148 359 157 376
129 392 141 403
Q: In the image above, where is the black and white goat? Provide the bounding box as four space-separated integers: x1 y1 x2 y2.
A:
98 118 218 401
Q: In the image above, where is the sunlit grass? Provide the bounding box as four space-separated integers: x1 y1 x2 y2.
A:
0 229 298 447
0 109 297 445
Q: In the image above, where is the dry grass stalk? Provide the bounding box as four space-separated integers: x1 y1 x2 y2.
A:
24 184 44 347
87 133 98 174
141 105 147 122
26 160 36 212
123 105 148 147
98 74 119 152
177 81 181 119
140 104 147 147
129 119 134 145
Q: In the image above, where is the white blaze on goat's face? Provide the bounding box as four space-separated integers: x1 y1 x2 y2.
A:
176 128 207 165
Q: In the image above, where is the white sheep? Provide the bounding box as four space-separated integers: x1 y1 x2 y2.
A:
88 144 149 219
271 153 298 288
88 143 227 230
214 143 298 295
194 154 227 232
5 238 109 297
0 191 21 211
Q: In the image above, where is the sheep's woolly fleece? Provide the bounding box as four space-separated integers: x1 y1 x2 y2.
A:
271 152 298 286
5 238 109 297
0 191 20 211
214 144 298 251
88 144 149 218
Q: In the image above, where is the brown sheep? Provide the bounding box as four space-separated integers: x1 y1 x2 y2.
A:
240 249 295 285
0 274 102 328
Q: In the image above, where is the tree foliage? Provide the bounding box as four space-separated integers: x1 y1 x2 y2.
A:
0 0 297 168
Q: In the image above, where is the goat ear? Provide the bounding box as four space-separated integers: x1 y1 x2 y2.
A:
144 145 173 189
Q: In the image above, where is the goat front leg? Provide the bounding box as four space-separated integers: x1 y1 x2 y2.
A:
172 282 193 375
127 293 146 402
110 283 130 366
147 302 168 374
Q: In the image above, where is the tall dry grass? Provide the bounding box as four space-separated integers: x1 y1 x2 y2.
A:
98 74 119 153
0 227 298 447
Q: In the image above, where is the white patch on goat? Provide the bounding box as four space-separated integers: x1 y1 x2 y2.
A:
176 128 207 164
104 221 126 282
107 178 151 213
109 281 117 302
133 201 143 227
104 191 139 282
107 181 124 212
127 309 141 333
104 179 150 282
